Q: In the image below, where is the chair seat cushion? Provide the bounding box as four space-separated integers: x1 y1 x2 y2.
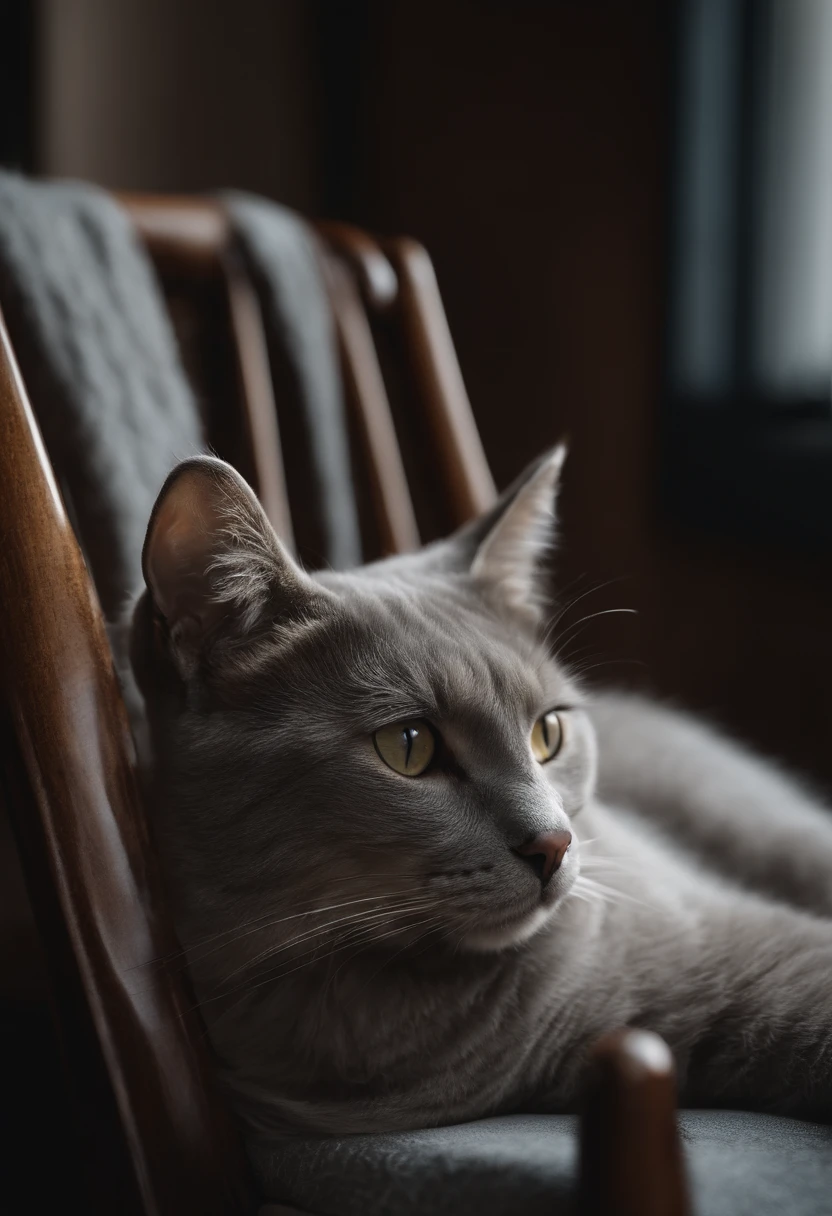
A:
250 1110 832 1216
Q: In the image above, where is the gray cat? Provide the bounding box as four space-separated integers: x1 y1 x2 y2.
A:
123 448 832 1140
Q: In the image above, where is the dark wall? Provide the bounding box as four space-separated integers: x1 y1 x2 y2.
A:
348 0 832 787
0 1 36 170
36 0 324 210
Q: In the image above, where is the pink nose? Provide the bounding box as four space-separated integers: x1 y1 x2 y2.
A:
514 830 572 884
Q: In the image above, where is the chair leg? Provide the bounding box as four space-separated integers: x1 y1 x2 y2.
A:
579 1028 690 1216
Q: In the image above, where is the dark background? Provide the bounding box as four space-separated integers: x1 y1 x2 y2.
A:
4 0 831 786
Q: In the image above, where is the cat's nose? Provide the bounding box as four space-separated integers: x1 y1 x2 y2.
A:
514 830 572 885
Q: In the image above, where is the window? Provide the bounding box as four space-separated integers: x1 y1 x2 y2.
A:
665 0 832 545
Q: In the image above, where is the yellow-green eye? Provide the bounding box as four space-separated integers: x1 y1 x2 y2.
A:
374 719 436 776
531 711 563 763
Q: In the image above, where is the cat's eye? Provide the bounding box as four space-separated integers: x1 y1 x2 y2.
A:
373 719 436 777
531 711 563 763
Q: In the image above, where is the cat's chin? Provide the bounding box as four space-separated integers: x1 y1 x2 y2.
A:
457 903 557 953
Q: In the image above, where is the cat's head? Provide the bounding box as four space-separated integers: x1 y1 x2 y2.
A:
130 449 597 975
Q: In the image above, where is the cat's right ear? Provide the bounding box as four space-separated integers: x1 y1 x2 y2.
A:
142 456 324 677
418 445 566 623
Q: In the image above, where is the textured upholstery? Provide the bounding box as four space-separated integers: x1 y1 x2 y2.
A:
250 1110 832 1216
0 172 203 617
679 1111 832 1216
223 193 361 571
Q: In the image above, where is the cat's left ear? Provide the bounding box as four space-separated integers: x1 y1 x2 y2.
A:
141 456 325 678
428 445 566 621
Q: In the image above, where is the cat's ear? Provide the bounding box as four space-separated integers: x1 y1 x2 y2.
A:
142 456 321 675
471 445 565 613
429 445 566 619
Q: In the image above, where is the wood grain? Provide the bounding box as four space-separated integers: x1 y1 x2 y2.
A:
0 307 256 1215
580 1028 690 1216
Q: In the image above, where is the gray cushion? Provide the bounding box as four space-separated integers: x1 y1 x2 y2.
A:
250 1111 832 1216
679 1111 832 1216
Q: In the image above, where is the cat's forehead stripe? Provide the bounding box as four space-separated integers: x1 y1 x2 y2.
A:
338 588 550 724
231 578 569 728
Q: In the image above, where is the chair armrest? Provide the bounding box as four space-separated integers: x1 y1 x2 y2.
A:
579 1028 691 1216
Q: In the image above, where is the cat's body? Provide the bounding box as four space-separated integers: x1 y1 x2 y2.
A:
123 450 832 1140
185 791 832 1138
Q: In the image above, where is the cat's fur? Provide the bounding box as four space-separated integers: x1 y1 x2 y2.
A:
122 449 832 1139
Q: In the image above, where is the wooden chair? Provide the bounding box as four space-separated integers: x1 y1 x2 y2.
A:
119 196 497 559
0 195 689 1215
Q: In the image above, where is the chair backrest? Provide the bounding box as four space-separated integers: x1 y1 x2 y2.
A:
0 195 497 1213
0 308 257 1215
121 196 497 559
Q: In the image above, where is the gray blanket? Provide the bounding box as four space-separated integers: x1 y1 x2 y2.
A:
223 193 361 571
0 172 204 618
0 175 361 621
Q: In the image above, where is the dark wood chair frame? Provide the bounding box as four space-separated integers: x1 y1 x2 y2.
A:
0 194 690 1215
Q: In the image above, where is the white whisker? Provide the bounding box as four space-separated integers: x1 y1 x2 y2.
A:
217 896 438 986
137 877 433 970
186 887 428 970
579 856 630 873
576 875 655 911
554 607 637 654
204 905 448 1022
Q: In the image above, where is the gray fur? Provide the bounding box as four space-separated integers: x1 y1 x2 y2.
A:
123 451 832 1141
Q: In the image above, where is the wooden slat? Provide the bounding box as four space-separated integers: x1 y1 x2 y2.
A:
0 307 256 1216
121 193 294 557
120 194 229 277
324 253 420 556
222 252 296 552
383 237 497 525
315 221 398 312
